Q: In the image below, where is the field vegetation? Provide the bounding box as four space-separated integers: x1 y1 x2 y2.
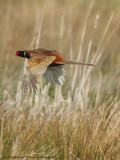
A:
0 0 120 159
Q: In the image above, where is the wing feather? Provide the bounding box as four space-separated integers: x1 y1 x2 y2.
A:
43 65 66 85
52 67 62 84
21 56 55 94
50 68 59 84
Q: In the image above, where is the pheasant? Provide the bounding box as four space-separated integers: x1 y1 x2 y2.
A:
16 48 96 94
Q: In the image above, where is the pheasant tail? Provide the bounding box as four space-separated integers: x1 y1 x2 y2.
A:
62 60 96 67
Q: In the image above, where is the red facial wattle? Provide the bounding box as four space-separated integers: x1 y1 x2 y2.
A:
16 51 20 56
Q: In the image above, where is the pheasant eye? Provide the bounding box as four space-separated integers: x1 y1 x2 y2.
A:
16 51 20 56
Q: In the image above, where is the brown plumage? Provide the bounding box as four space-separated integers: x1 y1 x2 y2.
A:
16 48 97 94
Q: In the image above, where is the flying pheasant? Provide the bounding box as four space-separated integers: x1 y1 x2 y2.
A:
16 48 96 94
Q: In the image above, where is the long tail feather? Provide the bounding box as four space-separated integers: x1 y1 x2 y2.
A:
62 59 95 67
62 59 102 70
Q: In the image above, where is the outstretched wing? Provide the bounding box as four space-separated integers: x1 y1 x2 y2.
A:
21 67 38 94
21 56 55 94
43 64 66 85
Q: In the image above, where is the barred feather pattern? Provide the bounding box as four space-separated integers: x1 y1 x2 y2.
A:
21 67 38 94
43 65 66 85
62 60 96 67
21 56 55 95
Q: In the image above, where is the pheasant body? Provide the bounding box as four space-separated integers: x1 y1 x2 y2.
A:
16 48 96 94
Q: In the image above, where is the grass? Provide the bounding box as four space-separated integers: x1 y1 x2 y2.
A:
0 0 120 159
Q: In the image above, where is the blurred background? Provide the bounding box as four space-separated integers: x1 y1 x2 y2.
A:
0 0 120 159
0 0 120 92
